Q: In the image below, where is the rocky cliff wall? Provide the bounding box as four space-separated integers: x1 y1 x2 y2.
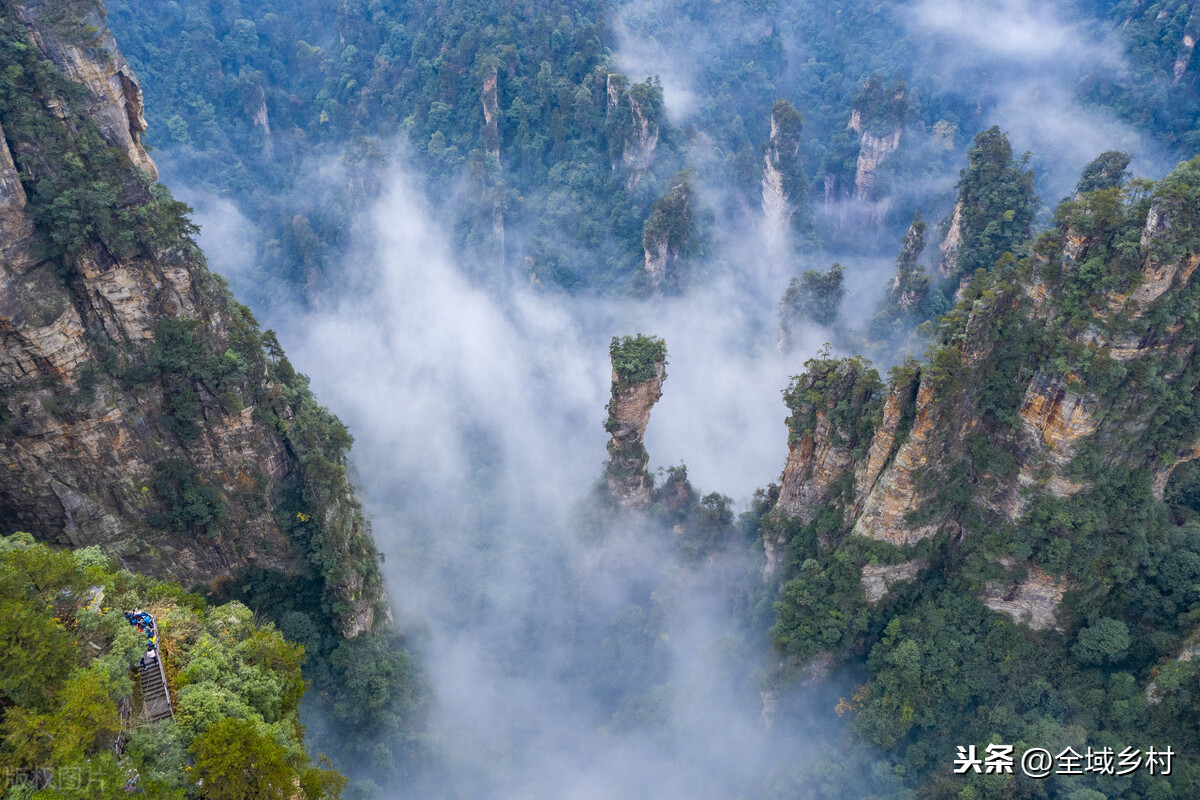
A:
847 85 905 203
606 74 660 192
16 0 156 179
0 0 385 637
767 157 1200 628
761 100 807 246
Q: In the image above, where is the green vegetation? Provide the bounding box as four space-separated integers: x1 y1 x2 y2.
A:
103 0 687 292
781 353 883 454
0 534 345 799
147 459 228 538
608 334 667 390
851 74 907 136
123 316 260 441
765 99 816 243
0 3 418 782
0 1 196 270
638 175 700 294
943 126 1037 281
780 263 846 330
757 153 1200 797
90 0 1200 301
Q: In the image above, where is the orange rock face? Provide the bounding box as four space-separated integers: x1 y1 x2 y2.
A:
851 381 940 544
605 361 666 510
767 159 1200 637
776 411 854 521
983 560 1070 631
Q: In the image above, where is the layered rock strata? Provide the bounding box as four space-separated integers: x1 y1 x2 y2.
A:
768 158 1200 627
605 337 667 510
0 1 384 637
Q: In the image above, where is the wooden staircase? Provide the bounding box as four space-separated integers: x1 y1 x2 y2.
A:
138 619 174 723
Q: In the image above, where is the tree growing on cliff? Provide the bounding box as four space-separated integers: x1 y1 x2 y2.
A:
763 99 817 244
639 176 699 294
943 126 1036 280
779 262 845 340
851 73 907 136
0 536 347 797
608 334 668 390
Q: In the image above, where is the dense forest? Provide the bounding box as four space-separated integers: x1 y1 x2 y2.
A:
0 534 346 799
100 0 1200 302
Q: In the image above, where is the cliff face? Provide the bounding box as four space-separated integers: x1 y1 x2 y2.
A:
982 559 1070 631
938 201 964 278
16 0 156 180
760 100 813 248
481 62 500 163
777 359 882 523
848 106 903 203
640 179 694 294
606 74 661 192
1174 4 1200 83
605 336 667 510
761 126 788 235
0 1 384 637
768 155 1200 630
886 217 928 310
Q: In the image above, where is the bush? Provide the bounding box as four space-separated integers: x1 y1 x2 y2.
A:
609 334 667 388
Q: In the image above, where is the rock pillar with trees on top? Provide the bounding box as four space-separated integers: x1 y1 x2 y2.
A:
604 335 667 510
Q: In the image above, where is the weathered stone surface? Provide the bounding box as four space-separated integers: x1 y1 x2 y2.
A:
851 128 902 202
983 560 1070 631
607 73 659 192
1147 631 1200 704
16 1 157 179
852 381 941 544
623 88 658 192
0 122 35 268
0 7 384 636
776 410 855 521
856 388 905 496
1007 370 1100 516
761 146 788 241
640 181 691 294
846 101 904 203
761 103 803 250
605 358 666 510
1153 439 1200 500
774 359 883 525
861 559 923 604
481 63 500 162
1125 202 1200 311
1174 6 1199 83
642 230 670 291
938 201 964 278
886 220 927 310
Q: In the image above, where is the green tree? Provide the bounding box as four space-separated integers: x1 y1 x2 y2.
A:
189 717 297 800
1073 618 1131 665
0 669 119 771
947 126 1036 280
780 263 845 329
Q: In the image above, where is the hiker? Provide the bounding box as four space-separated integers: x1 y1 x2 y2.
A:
144 648 157 668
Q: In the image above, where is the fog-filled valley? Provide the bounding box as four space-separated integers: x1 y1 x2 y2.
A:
5 0 1200 798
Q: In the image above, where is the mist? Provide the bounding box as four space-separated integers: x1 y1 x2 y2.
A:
903 0 1176 195
169 3 1194 796
184 140 880 796
614 0 1177 218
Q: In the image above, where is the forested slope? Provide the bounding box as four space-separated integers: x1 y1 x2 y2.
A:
753 153 1200 798
0 533 346 799
0 0 421 782
103 0 1200 298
